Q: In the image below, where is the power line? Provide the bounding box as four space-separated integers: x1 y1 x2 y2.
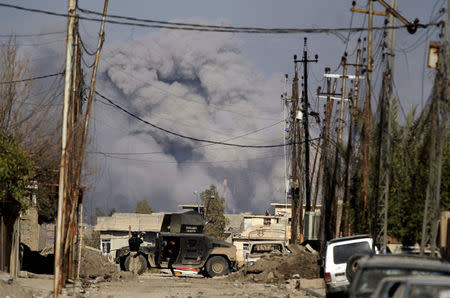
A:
89 151 287 164
0 72 64 85
0 30 65 38
0 3 439 35
95 90 318 148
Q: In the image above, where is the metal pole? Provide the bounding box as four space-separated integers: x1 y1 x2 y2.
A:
382 0 397 252
362 0 373 224
302 41 311 213
334 56 348 237
290 56 299 244
337 56 348 141
343 49 361 236
76 189 84 280
54 0 76 295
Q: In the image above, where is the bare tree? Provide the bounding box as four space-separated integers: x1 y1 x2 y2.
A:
0 37 64 222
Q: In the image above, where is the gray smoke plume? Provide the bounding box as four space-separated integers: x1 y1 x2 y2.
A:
88 25 288 214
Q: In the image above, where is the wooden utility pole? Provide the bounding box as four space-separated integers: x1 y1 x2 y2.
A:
54 0 77 295
290 56 300 244
74 0 109 277
313 68 334 210
320 58 353 238
318 73 337 250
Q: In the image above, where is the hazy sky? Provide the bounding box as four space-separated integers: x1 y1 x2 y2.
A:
0 0 445 216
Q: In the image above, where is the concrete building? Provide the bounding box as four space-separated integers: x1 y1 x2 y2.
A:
94 212 165 258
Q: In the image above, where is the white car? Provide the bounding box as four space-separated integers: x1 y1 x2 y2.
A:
322 234 374 297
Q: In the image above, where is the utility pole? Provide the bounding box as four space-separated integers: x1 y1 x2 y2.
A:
318 72 337 250
334 56 348 237
341 47 361 236
420 0 449 256
361 0 374 221
290 56 300 244
295 37 318 213
54 0 77 296
342 47 363 236
351 0 418 240
75 0 109 279
320 57 357 237
374 0 397 253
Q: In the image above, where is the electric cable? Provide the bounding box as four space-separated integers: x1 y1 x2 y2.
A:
95 90 319 148
0 3 439 35
0 30 65 38
0 72 64 84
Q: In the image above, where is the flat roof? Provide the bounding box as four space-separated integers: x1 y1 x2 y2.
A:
270 203 322 207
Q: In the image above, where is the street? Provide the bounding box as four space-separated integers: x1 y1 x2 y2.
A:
1 272 325 298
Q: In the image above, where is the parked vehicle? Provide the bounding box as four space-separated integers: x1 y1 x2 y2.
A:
348 255 450 298
116 232 237 277
243 240 290 266
371 275 450 298
320 234 374 297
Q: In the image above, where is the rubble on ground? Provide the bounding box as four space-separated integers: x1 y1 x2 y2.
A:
80 247 119 279
229 244 320 284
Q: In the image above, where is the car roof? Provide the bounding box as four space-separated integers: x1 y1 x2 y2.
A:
249 241 286 245
359 255 450 272
328 234 372 244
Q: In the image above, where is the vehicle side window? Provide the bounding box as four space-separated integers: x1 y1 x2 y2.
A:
251 243 282 254
333 241 370 264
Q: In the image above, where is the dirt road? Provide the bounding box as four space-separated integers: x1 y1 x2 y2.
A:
2 272 325 297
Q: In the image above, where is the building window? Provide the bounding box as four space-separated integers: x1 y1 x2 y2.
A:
101 239 111 254
264 217 271 226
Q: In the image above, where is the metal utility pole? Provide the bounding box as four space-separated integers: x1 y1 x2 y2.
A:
342 48 363 236
295 37 318 212
337 56 348 141
54 0 77 295
374 0 397 253
351 0 418 236
420 0 449 256
290 56 300 244
361 0 374 219
334 56 348 237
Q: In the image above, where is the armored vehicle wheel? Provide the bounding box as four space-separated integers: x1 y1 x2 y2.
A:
124 254 147 275
205 256 229 277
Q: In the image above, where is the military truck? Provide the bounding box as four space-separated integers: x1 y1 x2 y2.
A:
115 211 237 277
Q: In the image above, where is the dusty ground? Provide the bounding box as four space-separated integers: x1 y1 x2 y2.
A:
1 272 325 298
1 244 325 297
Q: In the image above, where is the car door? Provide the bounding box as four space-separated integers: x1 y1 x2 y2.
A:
178 236 205 266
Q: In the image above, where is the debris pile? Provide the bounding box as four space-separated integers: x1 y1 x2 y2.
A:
80 247 119 279
231 244 320 283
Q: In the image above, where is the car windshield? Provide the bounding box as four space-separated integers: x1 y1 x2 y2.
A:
355 269 449 295
333 241 370 264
